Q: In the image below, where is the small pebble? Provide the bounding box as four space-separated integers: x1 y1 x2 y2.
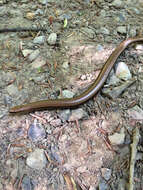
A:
135 44 143 50
28 121 46 142
26 148 47 170
106 74 120 86
62 61 69 69
69 108 87 121
62 90 75 98
26 12 35 20
58 109 71 121
38 0 48 5
22 49 33 57
111 0 123 8
116 62 132 80
109 128 125 145
117 26 127 34
80 74 87 80
102 79 135 99
33 36 45 44
47 33 57 45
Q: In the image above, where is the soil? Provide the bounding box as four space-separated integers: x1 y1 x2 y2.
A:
0 0 143 190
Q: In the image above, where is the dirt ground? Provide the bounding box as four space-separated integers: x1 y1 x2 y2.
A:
0 0 143 190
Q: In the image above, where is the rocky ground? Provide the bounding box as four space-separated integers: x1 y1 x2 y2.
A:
0 0 143 190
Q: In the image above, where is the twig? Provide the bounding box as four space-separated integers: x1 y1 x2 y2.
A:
129 127 140 190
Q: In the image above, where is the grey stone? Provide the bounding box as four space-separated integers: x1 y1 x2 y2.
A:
28 121 46 142
116 62 132 80
102 79 136 99
22 49 33 57
69 108 87 121
62 90 75 98
112 0 124 8
59 109 71 121
28 49 40 62
109 128 125 145
33 36 45 44
26 148 47 170
47 33 57 45
117 26 127 34
38 0 48 5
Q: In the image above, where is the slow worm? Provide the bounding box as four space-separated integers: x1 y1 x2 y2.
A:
9 37 143 113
